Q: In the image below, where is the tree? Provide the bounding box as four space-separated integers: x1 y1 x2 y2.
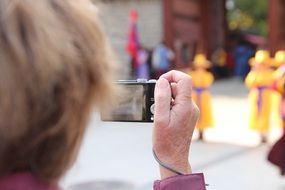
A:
228 0 268 36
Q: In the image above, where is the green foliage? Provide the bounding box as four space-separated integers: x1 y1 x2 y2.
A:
228 0 268 36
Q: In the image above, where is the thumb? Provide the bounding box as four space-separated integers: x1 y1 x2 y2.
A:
154 78 171 127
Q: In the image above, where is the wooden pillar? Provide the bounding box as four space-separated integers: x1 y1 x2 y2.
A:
269 0 285 54
199 0 227 57
163 0 174 48
269 0 279 54
200 0 209 55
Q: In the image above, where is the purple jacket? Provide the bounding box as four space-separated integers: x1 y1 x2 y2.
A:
154 173 206 190
0 172 206 190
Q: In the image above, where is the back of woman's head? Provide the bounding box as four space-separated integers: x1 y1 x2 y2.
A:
0 0 114 183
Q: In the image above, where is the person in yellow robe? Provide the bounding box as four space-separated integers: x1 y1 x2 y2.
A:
245 50 274 143
188 54 214 140
272 50 285 134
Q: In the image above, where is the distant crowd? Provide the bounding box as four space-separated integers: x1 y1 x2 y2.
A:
127 43 285 175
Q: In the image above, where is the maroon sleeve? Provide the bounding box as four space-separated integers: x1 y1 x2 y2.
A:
153 173 206 190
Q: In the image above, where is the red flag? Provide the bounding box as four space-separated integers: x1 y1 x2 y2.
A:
126 9 140 68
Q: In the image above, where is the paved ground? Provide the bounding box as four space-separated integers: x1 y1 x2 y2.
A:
61 78 285 190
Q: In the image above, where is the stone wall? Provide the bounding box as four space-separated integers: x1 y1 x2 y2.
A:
94 0 163 76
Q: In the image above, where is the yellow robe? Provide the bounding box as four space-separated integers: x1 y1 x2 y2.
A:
272 66 285 124
189 70 214 130
245 69 274 132
273 65 285 94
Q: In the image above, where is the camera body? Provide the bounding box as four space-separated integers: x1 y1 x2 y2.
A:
101 79 156 123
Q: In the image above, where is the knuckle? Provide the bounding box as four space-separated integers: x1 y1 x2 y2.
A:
185 74 192 82
185 101 199 118
184 76 192 93
186 77 192 87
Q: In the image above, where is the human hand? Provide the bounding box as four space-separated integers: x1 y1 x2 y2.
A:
152 70 199 179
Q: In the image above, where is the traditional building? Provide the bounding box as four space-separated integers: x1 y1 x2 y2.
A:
164 0 227 68
95 0 227 71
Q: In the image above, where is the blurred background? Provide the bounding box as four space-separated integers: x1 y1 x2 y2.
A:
62 0 285 190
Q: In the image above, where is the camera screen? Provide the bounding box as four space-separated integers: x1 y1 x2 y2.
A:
102 85 146 121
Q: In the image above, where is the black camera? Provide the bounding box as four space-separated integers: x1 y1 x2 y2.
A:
101 79 156 123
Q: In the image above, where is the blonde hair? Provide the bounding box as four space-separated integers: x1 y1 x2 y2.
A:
0 0 114 183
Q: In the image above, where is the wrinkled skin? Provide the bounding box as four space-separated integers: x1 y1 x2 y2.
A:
153 70 200 179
